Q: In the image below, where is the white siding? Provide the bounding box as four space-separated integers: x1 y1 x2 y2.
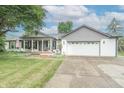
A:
62 40 67 55
100 39 116 56
62 39 117 57
62 40 100 56
5 42 9 50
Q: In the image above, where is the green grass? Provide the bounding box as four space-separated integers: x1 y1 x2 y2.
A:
0 52 63 88
118 51 124 56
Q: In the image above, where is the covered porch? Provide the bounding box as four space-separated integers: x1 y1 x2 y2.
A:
6 32 57 53
20 38 56 52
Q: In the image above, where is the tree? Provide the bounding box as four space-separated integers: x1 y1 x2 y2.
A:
0 36 5 52
107 18 124 52
58 21 73 33
107 18 123 35
0 5 46 36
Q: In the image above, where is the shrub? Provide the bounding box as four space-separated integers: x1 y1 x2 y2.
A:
0 36 5 52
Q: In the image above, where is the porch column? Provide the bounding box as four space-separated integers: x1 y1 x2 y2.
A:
50 39 52 51
31 40 33 52
37 40 39 51
56 40 59 49
23 40 25 51
42 40 43 52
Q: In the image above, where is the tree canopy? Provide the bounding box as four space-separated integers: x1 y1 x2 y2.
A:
107 18 124 52
0 36 5 52
0 5 46 36
107 18 123 34
58 21 73 33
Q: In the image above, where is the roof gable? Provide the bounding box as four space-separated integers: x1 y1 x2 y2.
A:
63 25 112 38
62 25 113 41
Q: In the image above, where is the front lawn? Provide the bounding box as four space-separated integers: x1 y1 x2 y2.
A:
118 51 124 56
0 52 63 88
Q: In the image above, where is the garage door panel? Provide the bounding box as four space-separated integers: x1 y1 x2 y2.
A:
67 41 99 56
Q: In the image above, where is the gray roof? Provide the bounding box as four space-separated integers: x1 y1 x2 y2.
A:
6 36 21 41
62 25 119 38
20 31 55 39
57 33 67 39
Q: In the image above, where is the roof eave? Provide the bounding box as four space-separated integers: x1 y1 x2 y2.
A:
62 25 113 39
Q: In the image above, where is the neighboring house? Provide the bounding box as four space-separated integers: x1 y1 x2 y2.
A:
5 25 120 56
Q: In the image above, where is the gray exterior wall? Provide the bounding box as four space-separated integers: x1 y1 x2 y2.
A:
63 27 109 41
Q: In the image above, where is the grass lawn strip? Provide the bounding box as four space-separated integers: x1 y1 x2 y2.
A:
0 59 50 87
0 53 63 88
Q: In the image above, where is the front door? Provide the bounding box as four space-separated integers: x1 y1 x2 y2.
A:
43 40 49 51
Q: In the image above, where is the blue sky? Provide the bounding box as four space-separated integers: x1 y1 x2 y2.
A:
7 5 124 39
86 5 124 15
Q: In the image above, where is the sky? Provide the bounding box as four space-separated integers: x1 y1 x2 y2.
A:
7 5 124 39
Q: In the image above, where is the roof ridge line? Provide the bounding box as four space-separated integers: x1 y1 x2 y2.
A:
62 25 113 38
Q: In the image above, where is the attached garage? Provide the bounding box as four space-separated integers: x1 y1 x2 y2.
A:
66 41 100 56
61 25 118 57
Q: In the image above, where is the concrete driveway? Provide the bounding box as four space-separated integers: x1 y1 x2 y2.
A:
45 56 124 88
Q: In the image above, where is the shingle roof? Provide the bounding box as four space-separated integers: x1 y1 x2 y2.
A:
20 31 55 39
62 25 120 38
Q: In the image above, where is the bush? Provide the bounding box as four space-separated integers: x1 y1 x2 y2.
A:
0 36 5 52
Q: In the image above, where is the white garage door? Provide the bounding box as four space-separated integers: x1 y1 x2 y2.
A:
66 41 100 56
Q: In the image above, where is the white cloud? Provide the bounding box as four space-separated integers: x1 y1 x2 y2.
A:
43 5 102 30
43 5 90 24
74 13 101 29
43 5 124 34
119 5 124 10
104 12 124 20
41 26 58 34
43 5 89 17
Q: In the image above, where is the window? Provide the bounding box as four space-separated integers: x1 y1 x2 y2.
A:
72 42 74 44
25 40 31 49
9 41 16 49
33 40 37 49
92 42 94 44
53 41 56 49
103 41 105 44
76 42 78 44
87 42 90 44
83 42 86 44
79 42 82 44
